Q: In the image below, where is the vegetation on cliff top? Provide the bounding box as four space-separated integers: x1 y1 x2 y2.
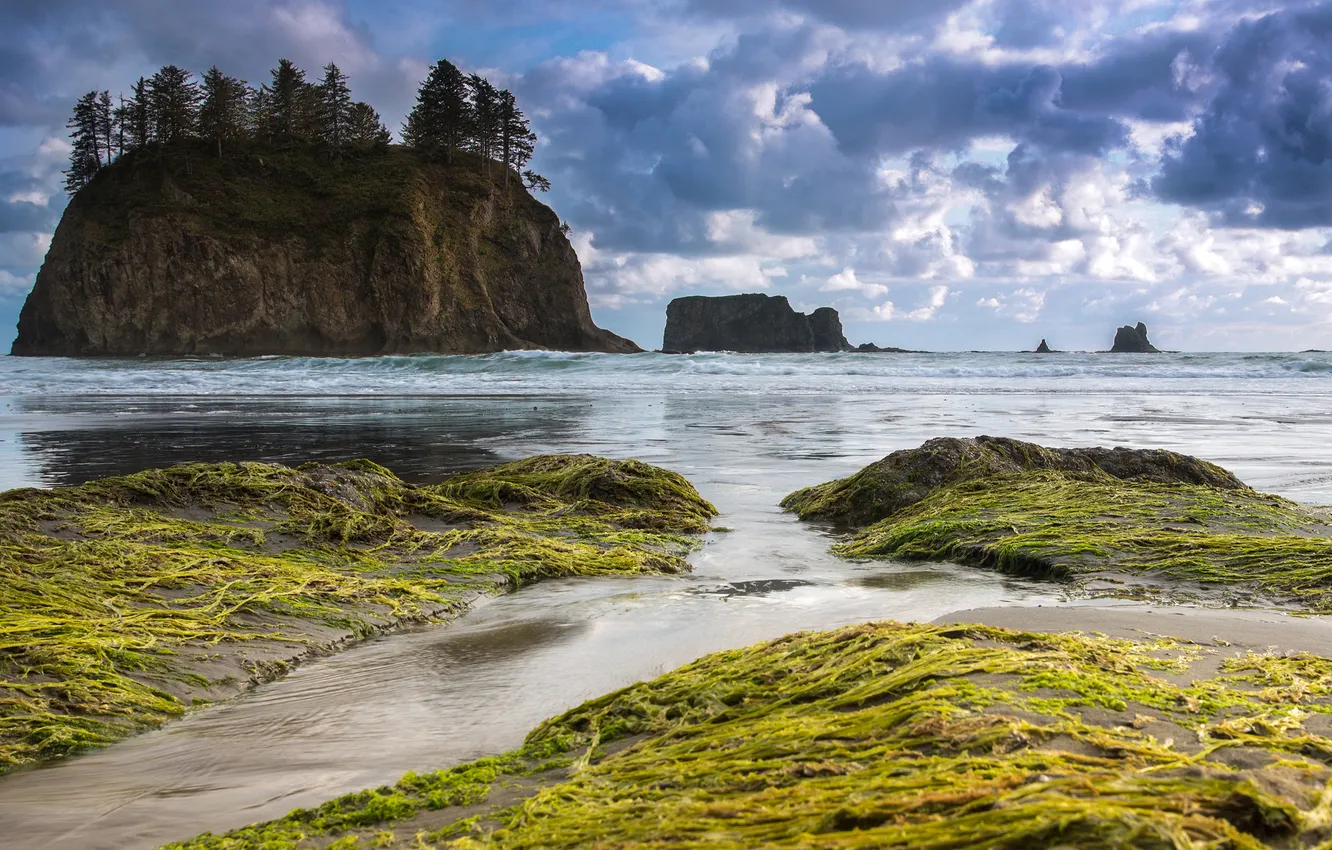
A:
64 56 546 197
783 436 1332 610
164 620 1332 849
0 454 715 772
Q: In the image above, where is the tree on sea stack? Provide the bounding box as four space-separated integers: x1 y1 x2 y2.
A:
316 62 353 158
147 66 201 143
499 88 536 195
124 77 153 151
346 101 391 148
402 58 470 163
261 59 319 143
95 91 115 163
198 66 251 159
63 91 105 194
524 170 551 192
467 73 502 176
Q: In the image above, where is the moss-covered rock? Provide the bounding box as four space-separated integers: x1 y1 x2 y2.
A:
784 436 1332 610
781 436 1247 528
0 454 715 771
163 621 1332 849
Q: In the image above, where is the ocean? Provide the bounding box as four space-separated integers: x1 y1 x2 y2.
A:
3 349 1332 849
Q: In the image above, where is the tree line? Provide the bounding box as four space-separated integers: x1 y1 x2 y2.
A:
64 58 547 196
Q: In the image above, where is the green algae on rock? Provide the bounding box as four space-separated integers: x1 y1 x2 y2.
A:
162 620 1332 849
783 436 1332 610
0 454 715 772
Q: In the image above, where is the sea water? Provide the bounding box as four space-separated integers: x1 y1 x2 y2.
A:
1 350 1331 849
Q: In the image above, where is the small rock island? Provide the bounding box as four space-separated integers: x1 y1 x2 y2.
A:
1110 321 1160 353
662 293 851 353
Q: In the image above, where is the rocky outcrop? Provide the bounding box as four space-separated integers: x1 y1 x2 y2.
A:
855 342 912 353
12 146 639 356
782 435 1247 528
662 294 851 353
1110 322 1159 353
809 307 850 352
1035 339 1053 353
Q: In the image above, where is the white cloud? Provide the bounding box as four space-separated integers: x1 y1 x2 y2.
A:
821 267 888 298
851 284 951 322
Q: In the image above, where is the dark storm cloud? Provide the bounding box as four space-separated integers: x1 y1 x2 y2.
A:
685 0 971 30
0 0 387 128
1154 3 1332 228
520 12 1233 257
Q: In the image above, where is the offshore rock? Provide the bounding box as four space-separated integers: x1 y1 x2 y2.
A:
809 307 850 352
1109 322 1160 353
1035 339 1053 353
12 146 640 356
662 294 851 353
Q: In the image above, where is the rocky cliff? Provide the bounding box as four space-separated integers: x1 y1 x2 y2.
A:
662 294 851 353
1110 322 1159 353
12 145 639 356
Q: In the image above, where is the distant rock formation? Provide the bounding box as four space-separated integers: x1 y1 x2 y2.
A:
662 294 852 353
1110 322 1160 353
809 307 849 353
12 146 639 356
1035 339 1053 353
855 342 912 353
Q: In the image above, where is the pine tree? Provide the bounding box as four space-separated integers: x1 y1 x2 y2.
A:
246 85 268 139
95 91 115 165
466 74 502 174
317 62 353 156
347 102 391 147
199 66 251 158
263 59 319 141
112 93 131 158
523 170 551 192
64 92 103 194
498 89 536 193
148 65 201 143
126 77 152 150
402 59 471 162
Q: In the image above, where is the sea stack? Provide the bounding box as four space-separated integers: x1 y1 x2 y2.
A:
1110 322 1160 353
662 294 851 353
11 146 639 356
1035 339 1053 353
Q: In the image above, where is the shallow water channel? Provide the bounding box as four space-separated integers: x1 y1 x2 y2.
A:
2 384 1331 848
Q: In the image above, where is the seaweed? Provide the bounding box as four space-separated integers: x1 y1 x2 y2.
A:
163 621 1332 849
0 454 715 771
784 438 1332 611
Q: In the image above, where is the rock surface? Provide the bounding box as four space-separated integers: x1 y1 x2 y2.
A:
782 435 1247 527
1035 339 1052 353
1109 321 1159 353
12 146 639 356
662 294 850 353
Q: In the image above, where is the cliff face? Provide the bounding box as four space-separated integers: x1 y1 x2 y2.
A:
662 294 851 353
12 146 639 356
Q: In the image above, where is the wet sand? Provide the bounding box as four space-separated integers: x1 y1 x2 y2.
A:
938 603 1332 655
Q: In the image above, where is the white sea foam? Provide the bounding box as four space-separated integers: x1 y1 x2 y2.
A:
1 350 1330 398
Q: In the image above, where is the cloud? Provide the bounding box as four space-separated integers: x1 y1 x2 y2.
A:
850 284 951 322
1153 3 1332 227
976 286 1047 322
821 267 888 298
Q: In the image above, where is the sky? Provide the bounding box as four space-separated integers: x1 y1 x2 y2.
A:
3 1 1332 352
